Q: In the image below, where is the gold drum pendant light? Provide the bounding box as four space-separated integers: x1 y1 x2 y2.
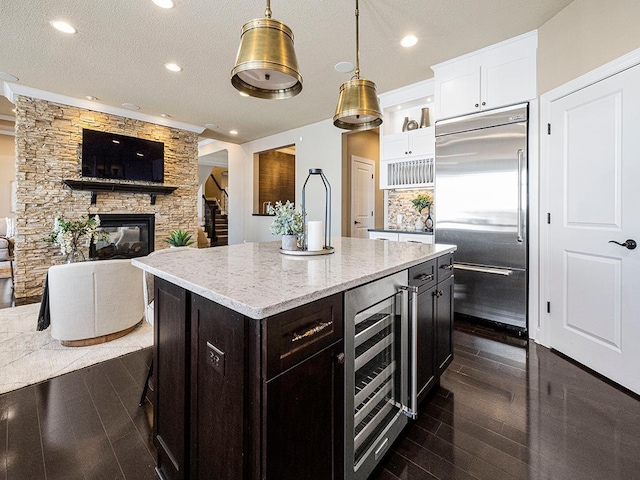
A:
231 0 302 99
334 0 382 130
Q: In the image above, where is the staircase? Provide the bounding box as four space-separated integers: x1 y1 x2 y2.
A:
203 197 228 247
215 214 228 246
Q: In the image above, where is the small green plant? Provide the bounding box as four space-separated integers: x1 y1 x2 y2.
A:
165 229 194 247
267 200 304 237
411 192 433 213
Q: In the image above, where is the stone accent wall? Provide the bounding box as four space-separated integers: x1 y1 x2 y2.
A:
13 96 199 298
387 188 435 231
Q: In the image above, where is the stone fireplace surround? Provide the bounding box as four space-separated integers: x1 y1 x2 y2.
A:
13 96 200 299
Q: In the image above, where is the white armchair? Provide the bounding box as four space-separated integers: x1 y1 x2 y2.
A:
48 259 145 346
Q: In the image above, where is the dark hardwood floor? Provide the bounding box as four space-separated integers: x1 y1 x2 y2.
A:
2 307 640 479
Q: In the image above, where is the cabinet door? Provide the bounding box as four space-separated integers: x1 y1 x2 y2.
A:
382 133 409 159
436 276 454 376
408 127 435 157
154 277 190 480
416 286 436 404
265 342 344 480
436 65 480 119
481 54 536 110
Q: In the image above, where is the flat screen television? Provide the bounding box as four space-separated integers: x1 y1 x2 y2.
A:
81 129 164 183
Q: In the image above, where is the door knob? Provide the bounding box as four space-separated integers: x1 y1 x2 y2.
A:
608 239 637 250
354 220 361 225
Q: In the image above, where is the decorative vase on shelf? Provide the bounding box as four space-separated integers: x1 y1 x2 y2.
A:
281 234 298 251
414 217 425 232
420 107 430 128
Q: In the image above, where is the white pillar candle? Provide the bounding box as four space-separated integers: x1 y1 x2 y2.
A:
307 220 324 251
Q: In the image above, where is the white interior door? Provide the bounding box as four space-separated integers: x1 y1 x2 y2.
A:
351 156 375 238
548 64 640 394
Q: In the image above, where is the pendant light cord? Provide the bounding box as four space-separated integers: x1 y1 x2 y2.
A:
265 0 271 18
354 0 360 79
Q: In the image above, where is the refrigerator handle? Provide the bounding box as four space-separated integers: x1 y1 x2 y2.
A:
399 285 419 420
517 149 524 243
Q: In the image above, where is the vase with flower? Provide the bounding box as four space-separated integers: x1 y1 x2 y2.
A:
267 200 304 251
411 192 433 232
45 215 107 262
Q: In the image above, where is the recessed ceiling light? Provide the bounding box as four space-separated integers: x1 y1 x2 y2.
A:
122 103 140 110
334 61 355 74
85 95 98 101
164 63 182 72
205 123 219 129
0 72 19 82
401 35 418 48
426 96 433 103
152 0 175 8
161 113 171 118
50 20 77 34
229 130 238 135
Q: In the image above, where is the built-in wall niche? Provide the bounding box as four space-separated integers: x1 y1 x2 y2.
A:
253 144 296 215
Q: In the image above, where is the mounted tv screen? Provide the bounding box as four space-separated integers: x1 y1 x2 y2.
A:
81 129 164 183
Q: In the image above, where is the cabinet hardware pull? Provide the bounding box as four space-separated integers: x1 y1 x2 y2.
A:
475 103 479 108
440 264 454 271
415 273 434 282
291 321 333 343
482 101 486 106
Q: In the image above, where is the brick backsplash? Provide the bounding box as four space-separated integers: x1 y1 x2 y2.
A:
387 189 435 231
13 96 199 298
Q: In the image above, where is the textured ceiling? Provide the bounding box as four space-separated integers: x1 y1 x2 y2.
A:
0 0 573 143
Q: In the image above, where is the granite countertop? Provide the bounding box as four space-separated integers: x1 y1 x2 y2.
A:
368 229 434 236
132 237 455 320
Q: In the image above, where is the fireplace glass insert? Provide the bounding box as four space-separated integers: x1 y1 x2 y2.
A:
90 214 155 260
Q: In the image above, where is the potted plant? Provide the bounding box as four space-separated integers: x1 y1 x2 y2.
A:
165 229 194 247
411 192 433 231
44 215 106 263
267 200 304 251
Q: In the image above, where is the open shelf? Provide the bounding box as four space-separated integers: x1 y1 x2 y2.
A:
63 179 178 205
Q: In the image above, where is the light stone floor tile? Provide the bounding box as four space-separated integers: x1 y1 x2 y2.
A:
0 303 152 394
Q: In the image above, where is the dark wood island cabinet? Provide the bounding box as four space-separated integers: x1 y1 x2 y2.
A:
133 238 456 480
154 277 344 480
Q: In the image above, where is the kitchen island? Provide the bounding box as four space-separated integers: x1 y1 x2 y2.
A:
133 237 456 480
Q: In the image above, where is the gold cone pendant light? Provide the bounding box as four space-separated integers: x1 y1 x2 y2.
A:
231 0 302 99
334 0 383 130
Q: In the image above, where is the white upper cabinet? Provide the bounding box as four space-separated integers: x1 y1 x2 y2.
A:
382 128 434 159
432 31 537 119
378 80 436 189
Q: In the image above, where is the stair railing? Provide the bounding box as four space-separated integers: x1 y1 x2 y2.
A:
209 174 229 214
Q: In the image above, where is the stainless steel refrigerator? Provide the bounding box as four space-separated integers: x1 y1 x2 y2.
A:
435 103 528 330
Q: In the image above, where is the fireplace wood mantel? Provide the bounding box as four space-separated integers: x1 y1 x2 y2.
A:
63 179 178 205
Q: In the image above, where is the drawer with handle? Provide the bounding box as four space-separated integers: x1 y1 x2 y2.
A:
437 253 454 282
265 292 343 379
409 259 437 289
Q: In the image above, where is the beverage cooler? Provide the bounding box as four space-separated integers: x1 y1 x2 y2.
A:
344 270 418 480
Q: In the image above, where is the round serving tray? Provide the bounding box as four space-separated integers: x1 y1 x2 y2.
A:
279 247 335 256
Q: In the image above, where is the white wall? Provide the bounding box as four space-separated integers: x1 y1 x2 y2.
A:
0 134 15 218
200 119 343 245
538 0 640 94
199 141 245 246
